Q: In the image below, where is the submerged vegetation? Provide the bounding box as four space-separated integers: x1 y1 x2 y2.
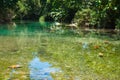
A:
0 24 120 79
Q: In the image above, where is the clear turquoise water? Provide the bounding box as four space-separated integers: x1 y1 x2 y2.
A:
0 21 53 36
0 21 60 80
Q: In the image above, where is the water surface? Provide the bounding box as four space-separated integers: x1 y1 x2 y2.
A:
0 21 53 36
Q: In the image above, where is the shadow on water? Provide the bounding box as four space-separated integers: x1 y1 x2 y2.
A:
29 56 59 80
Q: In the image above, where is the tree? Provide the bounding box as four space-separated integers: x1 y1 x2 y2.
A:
88 0 120 29
0 0 18 23
47 0 82 23
74 0 120 29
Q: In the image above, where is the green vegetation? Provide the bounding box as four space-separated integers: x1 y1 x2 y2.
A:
0 28 120 79
0 0 120 29
0 0 120 80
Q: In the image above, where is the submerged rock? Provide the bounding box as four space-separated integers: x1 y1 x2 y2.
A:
8 65 22 69
98 53 104 57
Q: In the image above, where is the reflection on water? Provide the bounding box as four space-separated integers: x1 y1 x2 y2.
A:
29 57 59 80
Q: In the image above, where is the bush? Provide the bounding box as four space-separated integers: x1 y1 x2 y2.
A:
73 9 98 29
116 19 120 29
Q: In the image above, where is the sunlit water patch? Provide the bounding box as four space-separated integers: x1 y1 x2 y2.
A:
29 56 60 80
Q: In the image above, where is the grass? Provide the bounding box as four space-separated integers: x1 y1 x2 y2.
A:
0 31 120 80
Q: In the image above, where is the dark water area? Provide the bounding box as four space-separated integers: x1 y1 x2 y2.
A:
29 56 59 80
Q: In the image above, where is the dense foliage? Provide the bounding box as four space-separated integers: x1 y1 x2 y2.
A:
0 0 120 29
0 0 18 23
